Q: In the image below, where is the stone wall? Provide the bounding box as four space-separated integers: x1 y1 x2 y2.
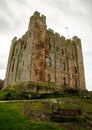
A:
4 11 86 91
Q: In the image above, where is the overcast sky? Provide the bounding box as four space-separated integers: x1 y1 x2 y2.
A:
0 0 92 90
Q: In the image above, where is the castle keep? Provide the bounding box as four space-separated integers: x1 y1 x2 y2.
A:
4 11 86 90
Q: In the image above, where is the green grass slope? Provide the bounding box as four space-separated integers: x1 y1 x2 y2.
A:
0 101 65 130
0 96 92 130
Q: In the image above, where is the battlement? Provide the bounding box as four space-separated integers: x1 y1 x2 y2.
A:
72 36 81 47
12 37 17 43
72 36 81 42
55 32 60 37
48 28 54 33
33 11 40 17
60 36 65 41
41 15 46 23
33 11 46 24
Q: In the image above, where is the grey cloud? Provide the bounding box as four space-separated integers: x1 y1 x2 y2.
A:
0 15 19 34
42 0 71 14
0 0 14 33
0 0 28 34
18 0 29 6
0 0 7 9
0 63 6 70
77 0 92 26
0 0 13 17
42 0 92 26
0 18 11 33
84 52 92 56
41 0 84 23
0 0 6 8
81 0 92 7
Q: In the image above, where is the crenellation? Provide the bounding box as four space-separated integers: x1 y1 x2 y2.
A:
60 36 65 41
55 32 60 37
12 37 17 43
72 36 81 48
4 11 86 91
41 15 46 24
48 28 54 34
33 11 40 17
22 33 27 41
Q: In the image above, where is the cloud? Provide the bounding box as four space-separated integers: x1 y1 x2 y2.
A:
0 0 31 34
0 18 10 33
0 62 6 70
42 0 92 27
84 52 92 90
0 0 13 33
0 54 7 79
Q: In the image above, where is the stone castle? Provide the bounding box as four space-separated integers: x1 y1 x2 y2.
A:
4 11 86 90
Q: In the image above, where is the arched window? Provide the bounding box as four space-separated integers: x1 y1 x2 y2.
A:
63 77 66 85
62 62 65 70
61 49 64 55
35 69 39 75
37 52 40 58
74 66 77 74
48 44 51 49
24 43 26 49
48 74 50 83
35 70 39 75
48 57 51 67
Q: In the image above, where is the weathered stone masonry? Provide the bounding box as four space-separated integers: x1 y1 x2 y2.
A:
4 11 86 90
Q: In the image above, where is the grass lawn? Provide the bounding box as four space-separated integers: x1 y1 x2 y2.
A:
0 96 92 130
0 101 65 130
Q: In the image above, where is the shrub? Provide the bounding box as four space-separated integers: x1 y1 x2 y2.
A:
0 90 11 100
51 115 85 124
37 91 65 99
63 87 79 96
75 116 85 124
0 90 41 100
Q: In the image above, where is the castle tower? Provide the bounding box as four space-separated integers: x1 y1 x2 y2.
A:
4 11 86 90
28 11 47 82
72 36 86 89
